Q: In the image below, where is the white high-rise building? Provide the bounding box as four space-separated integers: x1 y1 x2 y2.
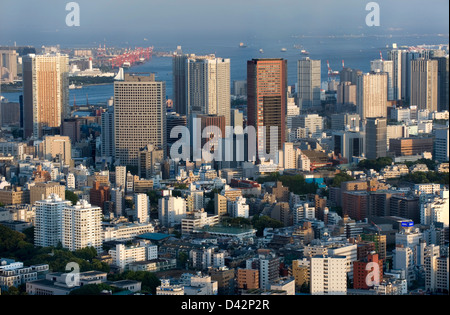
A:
421 190 449 227
424 244 449 294
109 243 147 271
371 59 395 100
228 196 249 218
286 97 300 131
134 193 150 224
66 173 75 190
158 194 187 227
62 199 103 252
34 194 72 248
293 202 315 224
281 142 297 170
298 151 311 172
387 49 404 101
296 114 324 138
297 58 321 111
115 166 126 188
186 55 231 127
311 255 347 295
394 225 423 284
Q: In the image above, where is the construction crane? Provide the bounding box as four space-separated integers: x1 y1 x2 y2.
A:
327 60 340 80
371 221 382 235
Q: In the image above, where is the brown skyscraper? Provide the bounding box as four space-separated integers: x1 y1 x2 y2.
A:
22 53 69 139
247 59 287 160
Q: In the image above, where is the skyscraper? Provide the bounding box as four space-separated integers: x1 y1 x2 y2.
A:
371 59 394 101
247 59 287 160
365 117 387 160
433 56 449 112
297 58 321 111
357 72 388 119
336 81 357 106
101 108 115 159
387 49 404 101
114 74 166 167
0 49 18 83
134 193 150 223
434 126 449 162
185 54 231 127
22 53 69 138
410 59 438 112
172 46 187 115
115 166 126 188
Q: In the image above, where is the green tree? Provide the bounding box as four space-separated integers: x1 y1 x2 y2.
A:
331 172 355 187
358 157 393 172
74 247 98 261
251 215 284 236
178 252 189 269
65 190 79 205
69 283 120 295
109 271 161 294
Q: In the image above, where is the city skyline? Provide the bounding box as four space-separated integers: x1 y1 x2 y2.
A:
0 0 448 300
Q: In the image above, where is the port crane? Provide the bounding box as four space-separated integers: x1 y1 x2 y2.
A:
327 60 340 80
109 47 153 68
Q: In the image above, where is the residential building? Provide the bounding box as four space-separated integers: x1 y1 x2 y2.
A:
34 194 71 248
61 199 103 252
22 53 69 138
310 255 347 295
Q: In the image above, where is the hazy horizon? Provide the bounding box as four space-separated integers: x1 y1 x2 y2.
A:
0 0 448 48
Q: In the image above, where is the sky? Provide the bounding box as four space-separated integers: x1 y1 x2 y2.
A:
0 0 448 47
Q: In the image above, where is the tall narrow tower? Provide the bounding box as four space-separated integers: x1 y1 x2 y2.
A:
22 53 69 139
247 58 287 160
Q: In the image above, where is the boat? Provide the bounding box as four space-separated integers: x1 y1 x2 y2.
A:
300 50 309 55
259 49 264 54
239 42 247 48
122 61 131 68
281 48 287 52
69 84 82 90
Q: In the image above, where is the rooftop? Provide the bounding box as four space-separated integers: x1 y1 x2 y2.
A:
137 233 173 241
